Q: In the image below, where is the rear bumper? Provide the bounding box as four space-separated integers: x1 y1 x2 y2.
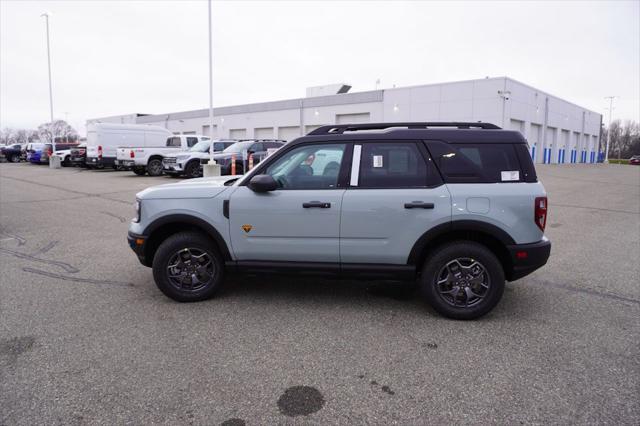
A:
127 232 151 267
87 156 115 167
506 237 551 281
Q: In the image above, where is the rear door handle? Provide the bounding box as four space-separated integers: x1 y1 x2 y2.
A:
404 201 434 209
303 201 331 208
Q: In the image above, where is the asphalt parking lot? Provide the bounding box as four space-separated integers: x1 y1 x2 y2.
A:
1 163 638 425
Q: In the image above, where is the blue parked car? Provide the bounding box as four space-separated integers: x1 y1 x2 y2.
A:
28 142 77 164
26 143 44 163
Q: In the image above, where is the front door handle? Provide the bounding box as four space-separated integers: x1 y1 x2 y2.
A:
404 201 434 209
303 201 331 208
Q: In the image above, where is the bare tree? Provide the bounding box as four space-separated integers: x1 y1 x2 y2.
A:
37 120 78 144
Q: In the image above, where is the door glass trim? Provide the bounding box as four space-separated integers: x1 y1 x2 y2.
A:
350 145 362 186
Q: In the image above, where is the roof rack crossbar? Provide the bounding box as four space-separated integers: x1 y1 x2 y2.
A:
307 122 501 135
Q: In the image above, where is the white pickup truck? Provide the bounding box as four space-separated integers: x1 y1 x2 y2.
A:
116 134 208 176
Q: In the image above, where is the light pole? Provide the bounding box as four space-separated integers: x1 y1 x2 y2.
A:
604 96 616 163
203 0 221 177
41 12 55 148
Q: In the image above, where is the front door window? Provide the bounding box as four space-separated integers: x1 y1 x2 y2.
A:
264 144 346 189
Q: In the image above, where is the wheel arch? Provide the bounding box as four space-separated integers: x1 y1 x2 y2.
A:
408 220 514 275
142 214 232 266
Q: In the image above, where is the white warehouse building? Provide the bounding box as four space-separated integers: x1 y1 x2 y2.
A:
88 76 603 164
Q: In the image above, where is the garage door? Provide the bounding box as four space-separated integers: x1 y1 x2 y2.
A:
529 123 542 163
254 127 274 139
509 119 524 133
336 112 370 124
544 126 556 164
230 128 247 140
305 125 323 134
278 126 300 141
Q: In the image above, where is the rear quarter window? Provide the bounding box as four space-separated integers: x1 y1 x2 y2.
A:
427 141 526 183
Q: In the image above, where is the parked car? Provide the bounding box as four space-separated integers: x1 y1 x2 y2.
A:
630 155 640 165
0 143 23 162
85 123 172 169
127 122 551 320
26 143 45 163
197 139 286 176
162 139 238 178
69 144 88 167
37 143 79 165
116 134 210 176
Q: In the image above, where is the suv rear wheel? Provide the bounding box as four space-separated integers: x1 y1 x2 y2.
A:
420 241 505 320
152 231 224 302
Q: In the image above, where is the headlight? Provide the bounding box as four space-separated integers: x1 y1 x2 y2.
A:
133 199 141 223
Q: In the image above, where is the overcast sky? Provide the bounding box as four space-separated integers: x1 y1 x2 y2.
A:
1 0 638 134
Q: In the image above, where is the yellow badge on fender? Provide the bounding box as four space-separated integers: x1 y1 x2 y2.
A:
242 224 253 233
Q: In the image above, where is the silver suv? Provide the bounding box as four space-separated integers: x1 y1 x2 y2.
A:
128 122 551 320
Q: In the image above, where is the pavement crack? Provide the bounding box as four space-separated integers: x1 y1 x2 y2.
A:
0 248 79 273
30 241 59 256
100 211 128 223
22 267 134 287
533 279 640 305
551 202 639 215
0 228 26 246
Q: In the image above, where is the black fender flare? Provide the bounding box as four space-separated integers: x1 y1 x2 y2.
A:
143 214 231 260
407 220 515 265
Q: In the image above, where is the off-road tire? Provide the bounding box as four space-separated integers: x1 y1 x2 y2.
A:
420 241 505 320
152 231 224 302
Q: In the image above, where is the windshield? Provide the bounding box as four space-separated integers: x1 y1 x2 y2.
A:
222 141 253 154
189 140 210 152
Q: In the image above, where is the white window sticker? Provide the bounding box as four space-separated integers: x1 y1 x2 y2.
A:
501 170 520 181
373 155 383 168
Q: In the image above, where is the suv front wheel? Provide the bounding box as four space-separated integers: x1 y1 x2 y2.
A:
152 231 224 302
420 241 505 320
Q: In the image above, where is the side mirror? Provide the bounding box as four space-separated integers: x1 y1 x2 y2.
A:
248 174 277 192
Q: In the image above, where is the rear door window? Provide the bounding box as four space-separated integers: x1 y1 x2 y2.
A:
357 142 440 188
186 137 198 147
166 137 182 147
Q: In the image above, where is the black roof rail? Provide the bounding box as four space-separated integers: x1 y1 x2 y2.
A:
307 122 501 135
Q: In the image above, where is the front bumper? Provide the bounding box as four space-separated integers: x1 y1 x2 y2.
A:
505 237 551 281
127 232 150 267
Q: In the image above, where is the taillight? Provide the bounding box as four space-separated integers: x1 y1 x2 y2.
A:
130 150 135 158
535 197 547 232
98 145 103 159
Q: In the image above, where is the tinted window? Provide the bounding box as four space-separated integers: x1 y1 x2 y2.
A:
427 141 522 183
212 142 227 151
166 137 182 147
265 142 284 149
186 137 198 147
358 142 433 188
250 143 265 153
265 144 345 190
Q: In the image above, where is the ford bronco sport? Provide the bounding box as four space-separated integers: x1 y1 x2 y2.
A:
128 122 551 320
